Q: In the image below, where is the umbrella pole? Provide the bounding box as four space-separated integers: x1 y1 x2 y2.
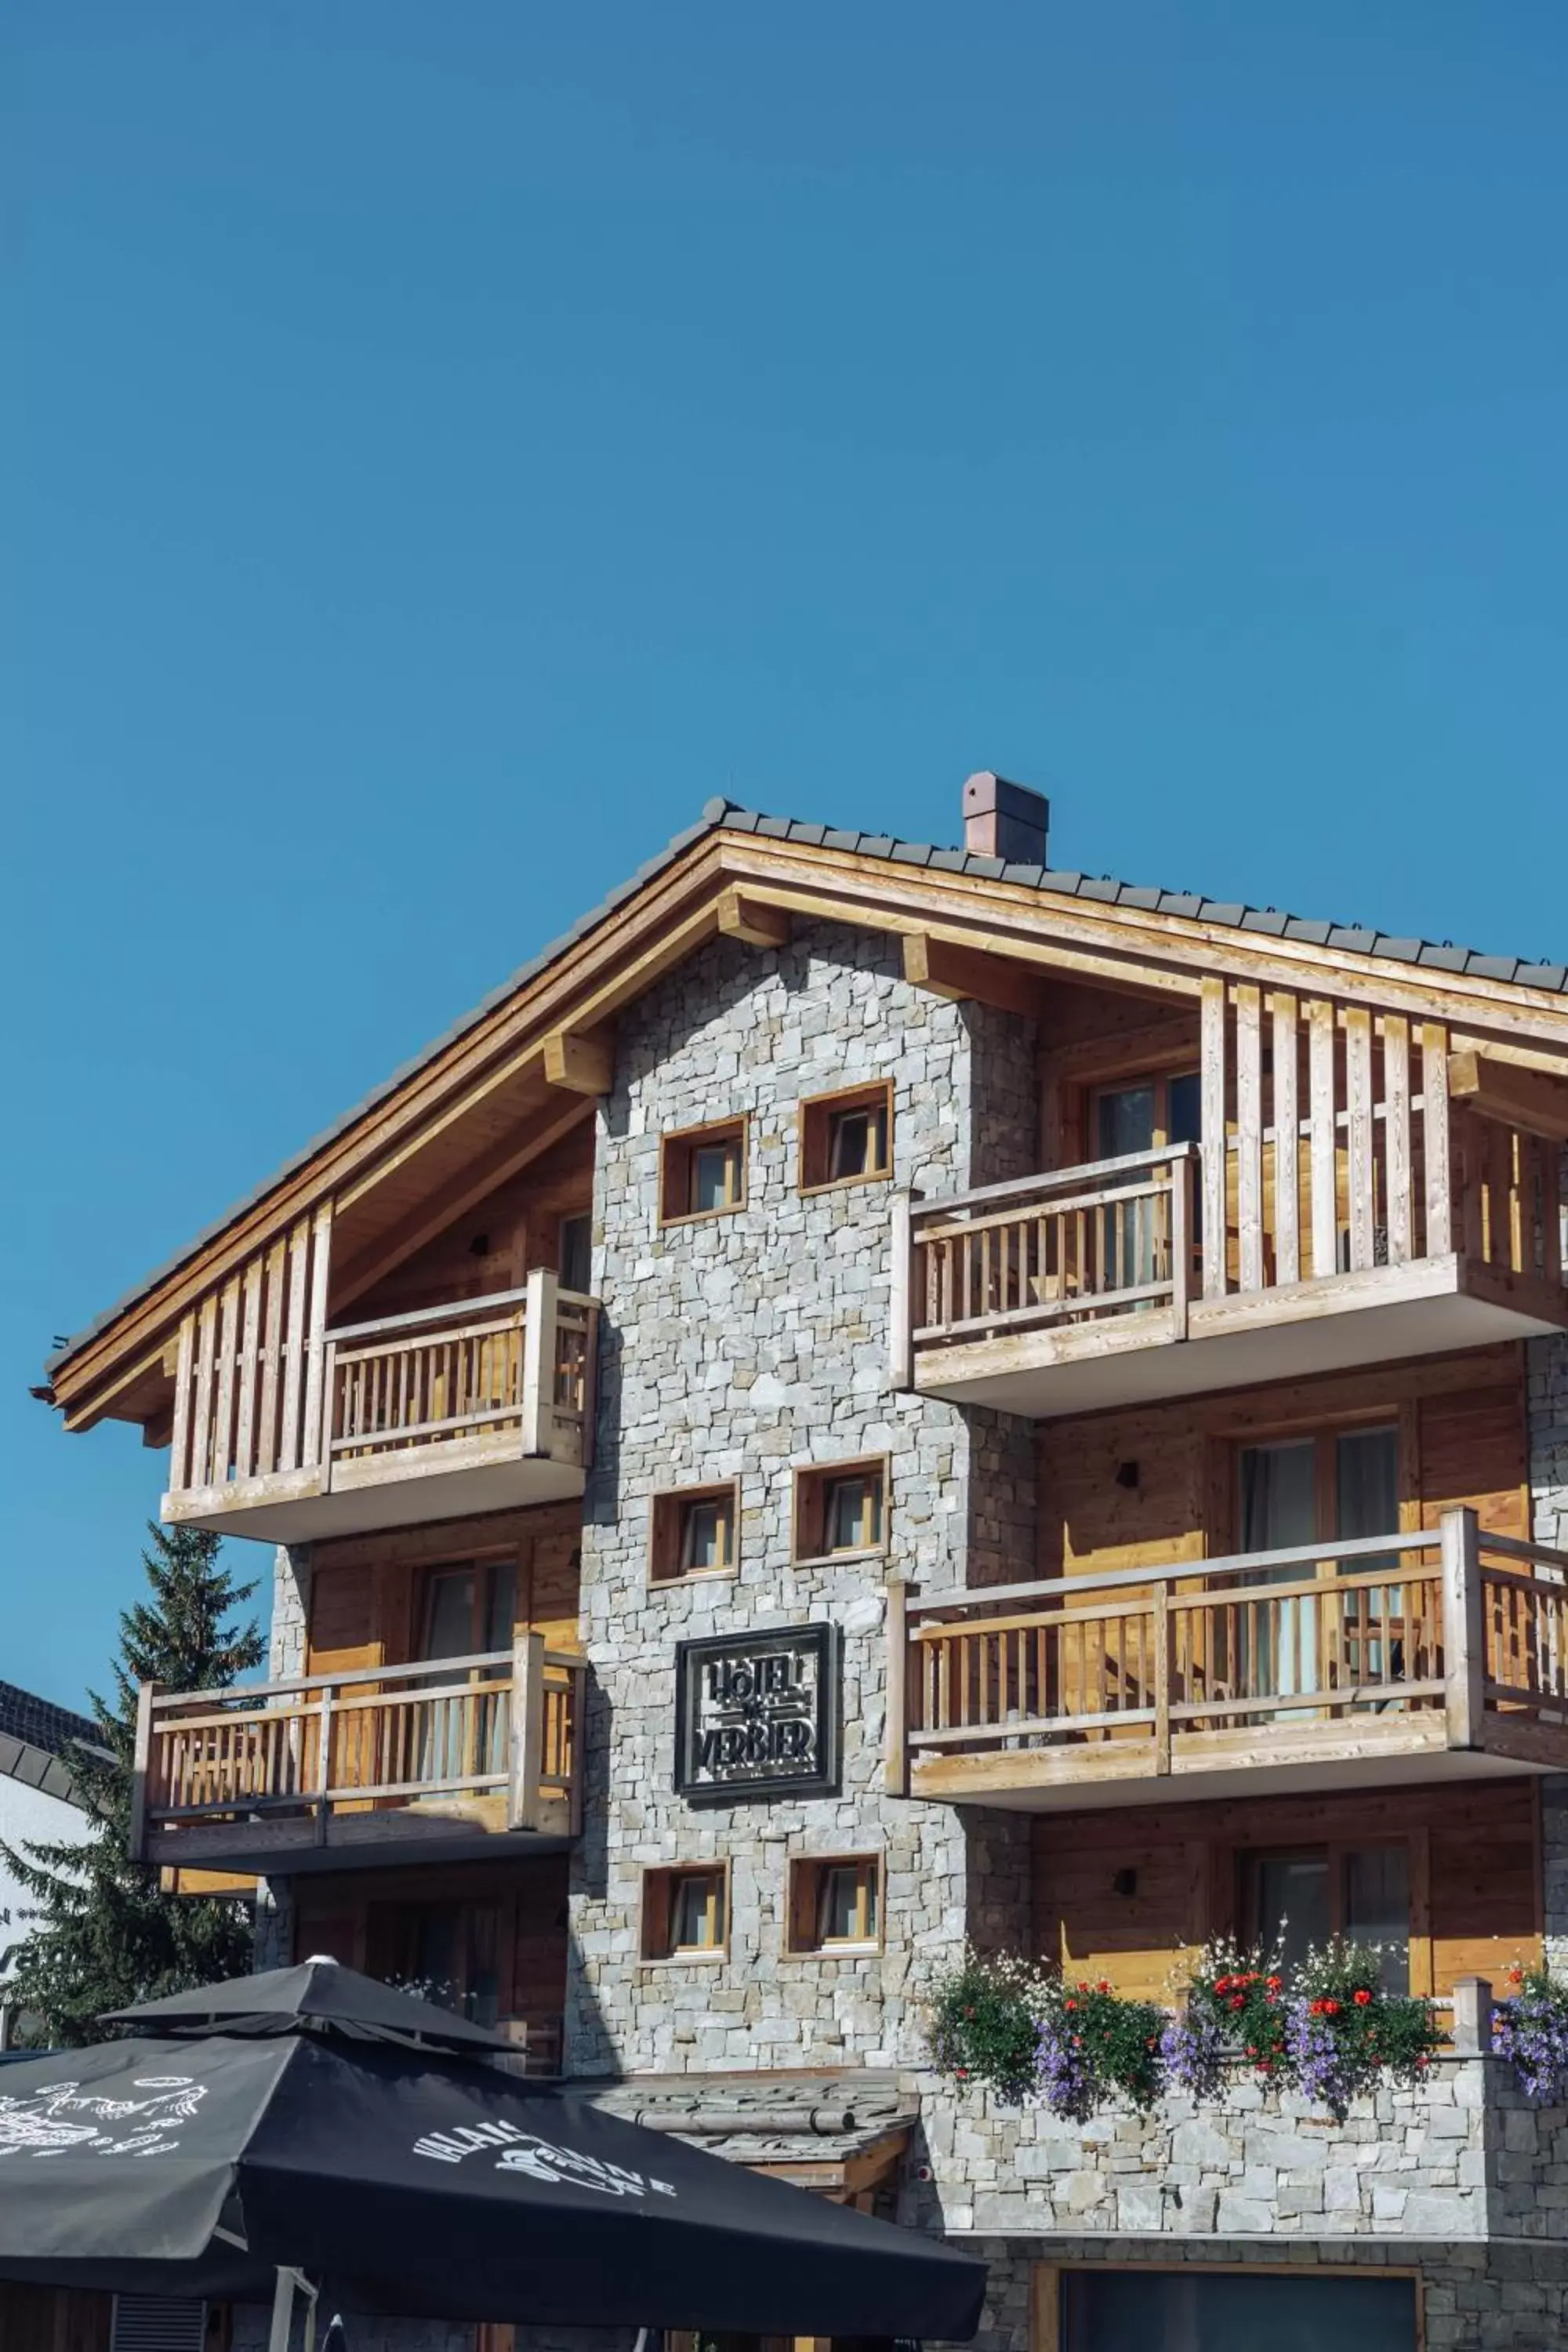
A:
267 2268 296 2352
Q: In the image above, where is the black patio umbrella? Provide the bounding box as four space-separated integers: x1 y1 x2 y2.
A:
0 1961 985 2342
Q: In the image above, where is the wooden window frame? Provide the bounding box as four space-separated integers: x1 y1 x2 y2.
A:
1238 1834 1427 1994
798 1079 895 1195
1031 2260 1426 2352
791 1456 889 1565
641 1862 731 1963
648 1481 742 1586
785 1853 884 1956
557 1210 593 1297
659 1116 748 1227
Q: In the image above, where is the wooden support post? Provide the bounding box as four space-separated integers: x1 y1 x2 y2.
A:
1153 1586 1172 1776
314 1686 334 1843
129 1681 158 1863
1169 1152 1192 1340
1272 992 1300 1285
888 1193 914 1389
568 1661 586 1839
1200 978 1228 1298
1441 1507 1485 1751
884 1576 909 1798
1345 1006 1375 1272
1422 1025 1453 1256
1385 1014 1414 1265
1307 999 1338 1279
509 1630 547 1831
521 1267 557 1457
301 1201 333 1472
1235 984 1264 1293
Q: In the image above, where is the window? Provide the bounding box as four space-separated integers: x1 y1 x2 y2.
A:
1243 1842 1410 1992
793 1459 887 1561
368 1898 506 2027
557 1212 592 1294
648 1483 740 1584
1235 1422 1401 1700
1053 2263 1419 2351
787 1855 881 1953
642 1865 728 1960
660 1119 746 1223
799 1080 894 1192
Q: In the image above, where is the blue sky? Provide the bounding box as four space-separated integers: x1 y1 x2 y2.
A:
5 3 1566 1708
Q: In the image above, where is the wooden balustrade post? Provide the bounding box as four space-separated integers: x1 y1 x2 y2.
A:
1153 1588 1172 1776
509 1630 546 1831
314 1686 334 1845
1441 1507 1485 1751
129 1682 158 1862
1169 1153 1191 1341
884 1574 910 1796
888 1193 914 1390
521 1268 557 1459
1200 978 1229 1299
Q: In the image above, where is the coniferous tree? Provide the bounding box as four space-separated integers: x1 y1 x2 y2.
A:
0 1522 265 2045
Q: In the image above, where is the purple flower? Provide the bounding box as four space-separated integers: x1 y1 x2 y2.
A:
1284 1998 1360 2118
1034 2006 1098 2121
1493 1982 1568 2107
1160 2006 1226 2100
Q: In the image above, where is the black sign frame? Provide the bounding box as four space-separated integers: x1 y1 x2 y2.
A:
673 1622 840 1804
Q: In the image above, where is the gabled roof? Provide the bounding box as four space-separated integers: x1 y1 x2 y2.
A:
0 1682 103 1809
44 793 1568 1390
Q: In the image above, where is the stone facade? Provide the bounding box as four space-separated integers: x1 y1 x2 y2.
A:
566 920 1039 2082
908 2058 1568 2245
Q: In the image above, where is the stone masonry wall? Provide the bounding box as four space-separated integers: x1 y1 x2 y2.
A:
566 920 1039 2080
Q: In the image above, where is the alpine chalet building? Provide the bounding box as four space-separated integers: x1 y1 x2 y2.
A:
40 778 1568 2352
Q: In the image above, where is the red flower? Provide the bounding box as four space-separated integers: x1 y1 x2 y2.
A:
1077 1981 1090 1993
1508 1965 1525 1987
1065 1998 1077 2012
1146 2038 1158 2050
1353 1989 1373 2008
1323 1999 1340 2016
1246 2045 1257 2057
1214 1975 1232 1994
1230 1995 1246 2012
1071 2035 1082 2049
955 2068 968 2078
1266 1975 1283 1991
1097 1979 1111 1994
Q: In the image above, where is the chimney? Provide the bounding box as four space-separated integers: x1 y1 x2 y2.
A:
962 771 1049 867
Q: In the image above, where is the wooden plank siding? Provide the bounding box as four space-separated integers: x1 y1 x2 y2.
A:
1033 1779 1542 2004
304 1501 586 1677
1035 1345 1530 1582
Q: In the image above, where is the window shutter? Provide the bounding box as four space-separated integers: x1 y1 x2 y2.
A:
110 2299 208 2352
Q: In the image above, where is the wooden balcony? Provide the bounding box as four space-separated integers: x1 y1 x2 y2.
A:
895 1015 1568 1417
162 1267 597 1542
887 1509 1568 1809
130 1635 586 1874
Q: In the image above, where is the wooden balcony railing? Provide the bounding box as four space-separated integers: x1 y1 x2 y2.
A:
901 1144 1196 1352
887 1508 1568 1798
130 1635 586 1862
163 1263 597 1530
895 1018 1566 1395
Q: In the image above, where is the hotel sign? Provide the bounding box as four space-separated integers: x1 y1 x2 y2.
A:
673 1624 840 1802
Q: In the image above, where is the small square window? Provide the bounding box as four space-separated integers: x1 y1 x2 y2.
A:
660 1120 747 1224
643 1864 728 1960
793 1459 887 1562
648 1483 741 1584
787 1855 881 1954
799 1082 893 1193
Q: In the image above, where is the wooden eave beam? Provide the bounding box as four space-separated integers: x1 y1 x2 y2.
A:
543 1022 616 1097
330 1096 597 1312
1448 1049 1568 1140
902 931 1045 1020
717 887 791 949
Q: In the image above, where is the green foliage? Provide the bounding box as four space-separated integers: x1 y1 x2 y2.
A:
1287 1940 1443 2116
926 1947 1048 2103
1180 1936 1290 2079
0 1523 263 2046
1039 1976 1166 2116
